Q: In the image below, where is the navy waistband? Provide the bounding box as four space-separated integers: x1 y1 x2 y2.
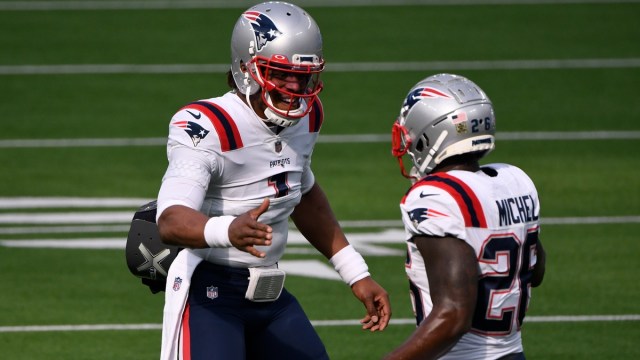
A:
197 261 250 278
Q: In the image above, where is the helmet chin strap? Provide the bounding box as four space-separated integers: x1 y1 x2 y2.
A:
262 92 305 127
243 70 306 128
417 130 449 176
244 85 304 128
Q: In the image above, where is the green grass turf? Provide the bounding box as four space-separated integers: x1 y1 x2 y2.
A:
2 68 639 141
1 1 639 359
0 138 638 219
1 222 639 358
1 4 638 64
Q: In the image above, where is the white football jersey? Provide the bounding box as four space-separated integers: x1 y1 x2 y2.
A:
400 164 541 360
157 91 324 267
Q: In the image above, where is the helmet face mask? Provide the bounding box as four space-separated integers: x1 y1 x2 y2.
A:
230 2 324 127
392 73 496 180
391 121 415 179
251 55 323 120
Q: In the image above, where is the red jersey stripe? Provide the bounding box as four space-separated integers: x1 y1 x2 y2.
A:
419 173 487 228
181 101 244 152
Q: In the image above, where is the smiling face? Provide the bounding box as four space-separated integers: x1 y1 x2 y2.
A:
265 69 312 111
246 62 322 123
229 3 325 127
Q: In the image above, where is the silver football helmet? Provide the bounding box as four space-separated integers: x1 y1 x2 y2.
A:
392 73 495 180
230 2 324 127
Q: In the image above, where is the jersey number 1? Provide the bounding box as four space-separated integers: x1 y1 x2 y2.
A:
268 173 289 198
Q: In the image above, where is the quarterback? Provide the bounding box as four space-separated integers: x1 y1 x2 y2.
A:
154 2 390 360
384 74 546 360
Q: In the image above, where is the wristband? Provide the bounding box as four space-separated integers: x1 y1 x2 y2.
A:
203 216 235 248
329 245 370 286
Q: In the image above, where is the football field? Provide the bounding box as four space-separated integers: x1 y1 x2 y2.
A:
1 0 639 359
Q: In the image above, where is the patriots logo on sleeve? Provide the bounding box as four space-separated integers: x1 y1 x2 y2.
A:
173 121 210 147
243 11 282 51
408 207 449 225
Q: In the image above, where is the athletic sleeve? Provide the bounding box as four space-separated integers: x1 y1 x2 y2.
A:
156 146 214 220
156 107 221 220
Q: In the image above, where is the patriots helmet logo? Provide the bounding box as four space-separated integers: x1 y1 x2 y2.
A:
402 87 453 112
243 11 282 51
174 121 210 147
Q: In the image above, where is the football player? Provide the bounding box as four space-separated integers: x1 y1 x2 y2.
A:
385 74 546 360
154 2 391 359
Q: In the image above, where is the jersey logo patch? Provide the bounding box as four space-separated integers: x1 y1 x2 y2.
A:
181 101 244 152
172 277 182 291
206 286 219 300
408 207 449 225
173 120 210 147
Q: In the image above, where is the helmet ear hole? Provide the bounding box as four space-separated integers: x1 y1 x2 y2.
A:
415 134 429 152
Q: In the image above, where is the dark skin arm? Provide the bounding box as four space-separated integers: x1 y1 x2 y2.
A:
291 182 392 332
383 235 478 360
157 199 273 258
531 237 546 287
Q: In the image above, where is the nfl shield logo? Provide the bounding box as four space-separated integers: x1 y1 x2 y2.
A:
275 141 282 153
172 277 182 291
206 286 219 300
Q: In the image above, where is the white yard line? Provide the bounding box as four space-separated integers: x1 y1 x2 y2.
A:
1 315 639 333
0 209 638 228
0 197 152 208
1 131 639 149
2 59 640 75
1 194 637 333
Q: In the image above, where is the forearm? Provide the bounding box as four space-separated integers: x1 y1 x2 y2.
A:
384 307 466 360
292 183 370 285
532 238 546 287
157 205 209 248
291 182 349 258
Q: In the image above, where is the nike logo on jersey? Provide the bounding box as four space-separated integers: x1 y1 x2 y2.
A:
186 110 201 119
419 192 438 198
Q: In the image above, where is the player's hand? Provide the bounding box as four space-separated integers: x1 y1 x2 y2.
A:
228 198 273 258
351 276 391 332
